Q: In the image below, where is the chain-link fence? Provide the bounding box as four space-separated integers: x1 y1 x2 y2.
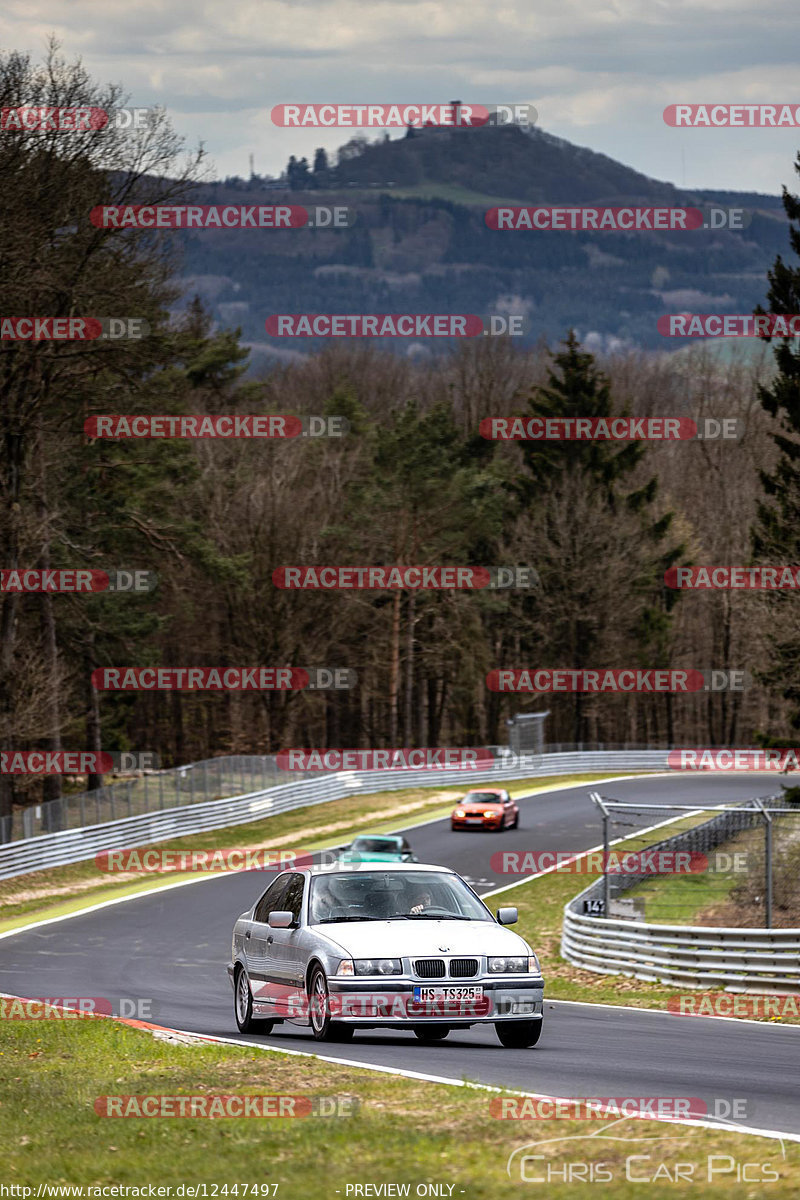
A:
0 741 669 845
0 756 320 843
586 792 800 929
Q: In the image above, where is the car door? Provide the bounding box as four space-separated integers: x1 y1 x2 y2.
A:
247 873 292 1003
264 872 308 1017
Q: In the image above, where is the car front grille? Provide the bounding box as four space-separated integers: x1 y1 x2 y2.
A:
449 958 479 978
414 958 446 978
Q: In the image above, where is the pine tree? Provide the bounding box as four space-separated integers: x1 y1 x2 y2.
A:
510 332 683 742
751 161 800 731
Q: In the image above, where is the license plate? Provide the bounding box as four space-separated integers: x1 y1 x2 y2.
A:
413 985 484 1002
466 817 484 824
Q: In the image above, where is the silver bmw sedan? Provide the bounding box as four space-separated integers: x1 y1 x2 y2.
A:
227 861 544 1047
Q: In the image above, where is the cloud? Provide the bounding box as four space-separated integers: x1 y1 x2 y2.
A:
4 0 800 190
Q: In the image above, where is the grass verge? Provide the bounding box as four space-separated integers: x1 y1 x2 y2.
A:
0 1017 797 1194
0 773 645 933
505 813 800 1024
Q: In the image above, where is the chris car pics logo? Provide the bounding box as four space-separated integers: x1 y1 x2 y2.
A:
506 1127 783 1184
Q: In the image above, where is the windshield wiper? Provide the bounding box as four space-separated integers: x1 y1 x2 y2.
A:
316 915 383 923
404 913 474 920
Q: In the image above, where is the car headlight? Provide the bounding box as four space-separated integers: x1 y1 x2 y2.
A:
488 956 530 973
454 809 466 818
337 959 355 976
353 958 402 976
484 810 498 818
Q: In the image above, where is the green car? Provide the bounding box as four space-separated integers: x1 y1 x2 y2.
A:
338 834 418 864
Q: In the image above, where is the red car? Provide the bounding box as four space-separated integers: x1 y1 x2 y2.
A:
451 788 519 831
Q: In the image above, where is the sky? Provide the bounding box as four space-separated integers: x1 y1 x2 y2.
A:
3 0 800 193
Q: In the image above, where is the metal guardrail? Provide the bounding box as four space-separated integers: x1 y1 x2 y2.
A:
561 798 800 992
0 749 670 880
561 905 800 993
1 741 656 843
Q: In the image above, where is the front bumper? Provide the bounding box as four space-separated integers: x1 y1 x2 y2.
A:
326 976 544 1025
451 816 503 829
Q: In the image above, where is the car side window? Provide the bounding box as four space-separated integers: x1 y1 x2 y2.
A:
253 875 291 924
282 873 305 924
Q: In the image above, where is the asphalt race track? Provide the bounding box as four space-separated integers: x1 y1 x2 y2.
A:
2 772 799 1138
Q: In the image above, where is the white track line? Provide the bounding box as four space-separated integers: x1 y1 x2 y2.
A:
1 992 796 1145
0 772 675 940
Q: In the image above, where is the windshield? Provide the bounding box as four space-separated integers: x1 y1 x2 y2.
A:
308 871 493 924
463 792 502 805
351 837 401 853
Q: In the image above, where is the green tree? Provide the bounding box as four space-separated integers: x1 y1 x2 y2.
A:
751 158 800 733
508 332 683 742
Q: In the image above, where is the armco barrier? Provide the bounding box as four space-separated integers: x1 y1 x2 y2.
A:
0 749 670 880
561 798 800 993
561 904 800 993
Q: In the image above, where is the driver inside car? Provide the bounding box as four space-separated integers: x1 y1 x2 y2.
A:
409 887 434 915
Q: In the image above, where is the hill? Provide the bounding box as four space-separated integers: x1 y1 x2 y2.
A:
172 123 789 362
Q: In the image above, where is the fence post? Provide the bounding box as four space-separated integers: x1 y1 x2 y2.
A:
766 813 773 928
589 792 610 917
753 798 773 929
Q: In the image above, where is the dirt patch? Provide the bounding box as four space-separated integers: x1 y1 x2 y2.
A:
2 790 462 907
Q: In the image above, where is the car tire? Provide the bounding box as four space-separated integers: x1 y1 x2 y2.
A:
495 1019 542 1048
413 1025 449 1041
234 966 275 1035
308 964 353 1042
512 812 519 829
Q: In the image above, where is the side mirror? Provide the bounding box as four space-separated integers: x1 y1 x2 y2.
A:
496 907 518 925
268 910 294 928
